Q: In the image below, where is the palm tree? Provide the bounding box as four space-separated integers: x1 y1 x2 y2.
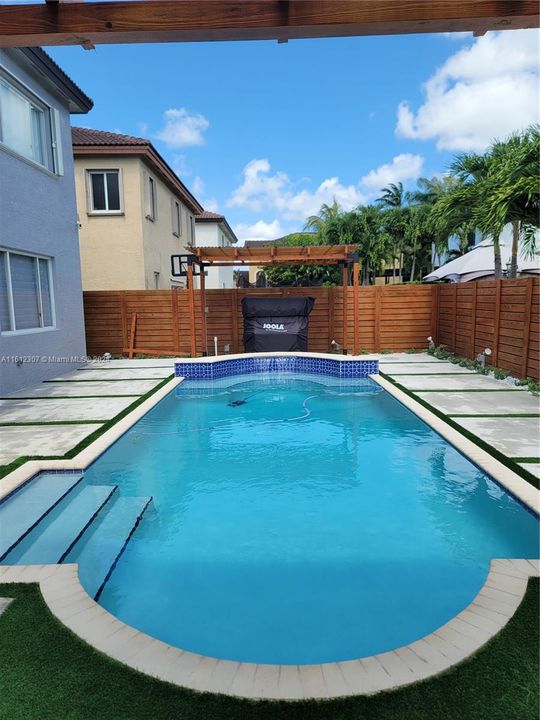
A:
483 126 539 277
446 152 504 278
377 181 406 208
376 182 409 281
304 199 342 241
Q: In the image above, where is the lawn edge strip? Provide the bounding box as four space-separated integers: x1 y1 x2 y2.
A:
413 388 527 393
0 375 174 481
447 413 540 418
43 378 168 383
378 372 540 491
0 395 142 400
387 372 478 376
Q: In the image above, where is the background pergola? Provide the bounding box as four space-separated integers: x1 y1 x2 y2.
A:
0 1 538 49
180 245 359 356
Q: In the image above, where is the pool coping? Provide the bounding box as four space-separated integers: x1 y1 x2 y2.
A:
370 375 539 515
0 559 538 700
0 354 539 700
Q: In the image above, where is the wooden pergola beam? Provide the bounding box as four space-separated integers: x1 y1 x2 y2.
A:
0 0 537 48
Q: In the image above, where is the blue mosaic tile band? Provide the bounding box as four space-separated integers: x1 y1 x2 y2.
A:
175 356 378 380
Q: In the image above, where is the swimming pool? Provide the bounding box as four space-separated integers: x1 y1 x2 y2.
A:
49 369 538 665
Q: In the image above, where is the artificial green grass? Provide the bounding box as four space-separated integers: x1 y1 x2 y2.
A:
0 580 538 720
379 372 540 490
0 375 174 480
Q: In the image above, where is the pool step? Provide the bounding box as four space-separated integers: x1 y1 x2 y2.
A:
66 495 152 600
3 485 118 565
0 472 83 560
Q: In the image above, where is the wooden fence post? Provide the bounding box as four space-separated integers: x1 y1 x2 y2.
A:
171 290 180 354
374 286 381 352
451 283 457 351
200 267 208 356
328 286 335 348
187 264 197 357
119 292 128 355
342 264 349 351
230 288 239 353
127 312 137 359
470 282 478 359
353 261 359 355
492 279 502 366
431 284 440 346
521 277 534 378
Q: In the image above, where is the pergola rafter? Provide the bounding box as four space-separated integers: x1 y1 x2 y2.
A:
0 0 538 49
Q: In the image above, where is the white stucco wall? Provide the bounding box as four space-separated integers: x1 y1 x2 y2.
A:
193 222 234 289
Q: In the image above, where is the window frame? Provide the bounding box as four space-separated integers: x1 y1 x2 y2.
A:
172 198 182 237
0 68 63 176
0 248 56 335
86 168 123 215
146 175 157 221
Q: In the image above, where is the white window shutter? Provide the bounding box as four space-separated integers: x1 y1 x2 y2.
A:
52 109 64 176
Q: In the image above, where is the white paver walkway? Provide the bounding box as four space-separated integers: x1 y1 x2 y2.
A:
417 391 539 416
0 360 175 467
379 353 540 479
54 368 172 381
5 380 160 398
0 397 135 423
0 424 102 465
392 374 526 392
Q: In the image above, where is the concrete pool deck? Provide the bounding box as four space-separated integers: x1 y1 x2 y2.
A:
0 362 173 467
377 354 540 481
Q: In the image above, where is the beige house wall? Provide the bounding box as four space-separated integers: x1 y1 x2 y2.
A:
75 156 146 290
74 155 197 290
139 159 195 289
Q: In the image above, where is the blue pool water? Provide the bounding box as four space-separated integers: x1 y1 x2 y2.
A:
78 373 537 664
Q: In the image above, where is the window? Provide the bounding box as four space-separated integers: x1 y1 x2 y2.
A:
172 199 182 237
87 170 122 213
0 250 55 333
153 271 160 289
146 176 157 220
0 71 62 174
188 215 195 246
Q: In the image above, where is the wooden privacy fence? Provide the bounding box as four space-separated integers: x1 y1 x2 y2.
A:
434 277 540 380
83 284 435 358
83 279 539 379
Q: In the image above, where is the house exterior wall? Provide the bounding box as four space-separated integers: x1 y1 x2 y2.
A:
0 49 87 394
194 222 234 289
74 156 146 290
74 155 197 290
139 160 195 289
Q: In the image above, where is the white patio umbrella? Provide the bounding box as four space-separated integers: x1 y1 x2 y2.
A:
424 238 540 283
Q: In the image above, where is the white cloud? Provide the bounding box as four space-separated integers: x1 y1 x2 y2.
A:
234 219 285 242
227 158 367 221
227 154 424 221
203 198 220 212
136 122 149 136
171 154 191 177
441 31 472 41
192 176 205 195
396 29 540 151
360 153 424 193
154 108 209 148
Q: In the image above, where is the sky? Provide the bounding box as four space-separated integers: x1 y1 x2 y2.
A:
47 28 539 243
